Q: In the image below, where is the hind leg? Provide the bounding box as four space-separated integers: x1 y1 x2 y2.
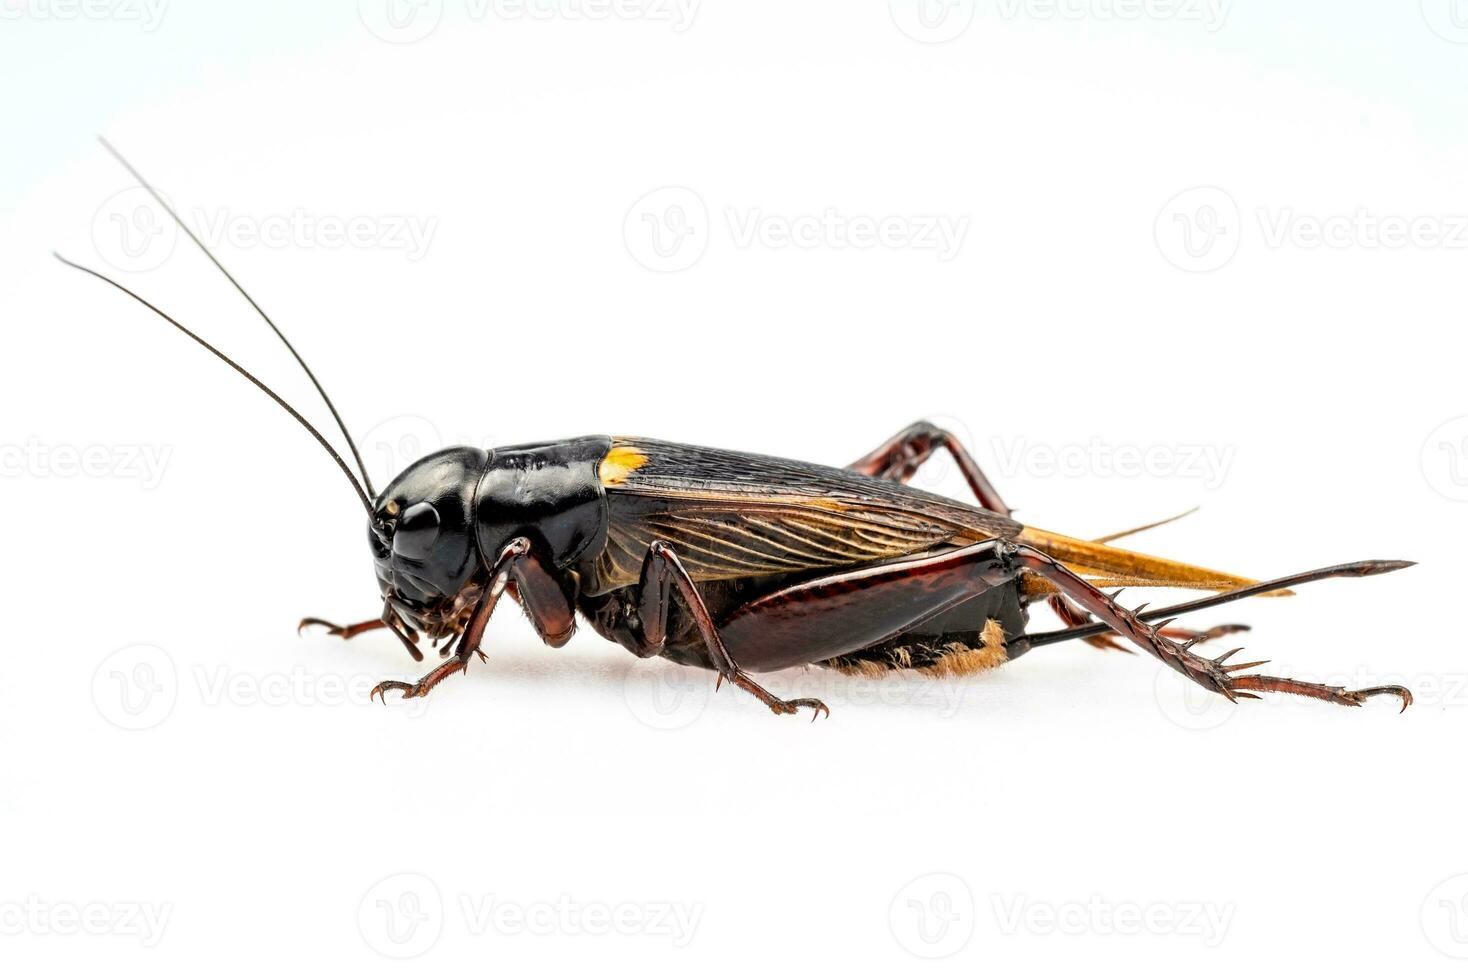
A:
1013 545 1412 710
847 420 1011 517
1045 594 1248 653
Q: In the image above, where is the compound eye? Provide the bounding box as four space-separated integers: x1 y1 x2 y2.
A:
392 501 440 559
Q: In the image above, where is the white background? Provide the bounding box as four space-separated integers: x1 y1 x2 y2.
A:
2 1 1466 976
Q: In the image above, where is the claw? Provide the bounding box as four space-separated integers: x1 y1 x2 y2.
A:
298 617 339 637
370 680 415 704
1352 685 1414 713
774 697 829 721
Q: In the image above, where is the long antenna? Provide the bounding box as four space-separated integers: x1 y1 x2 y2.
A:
55 252 374 515
96 136 377 498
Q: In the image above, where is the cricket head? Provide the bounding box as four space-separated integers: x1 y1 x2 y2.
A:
370 446 489 636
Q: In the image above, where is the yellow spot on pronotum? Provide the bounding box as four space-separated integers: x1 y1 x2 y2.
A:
599 445 649 487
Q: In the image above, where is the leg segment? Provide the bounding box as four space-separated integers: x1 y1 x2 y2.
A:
298 617 391 640
1012 546 1412 710
1045 594 1247 653
632 542 830 719
716 541 1017 673
301 600 427 662
369 655 472 702
847 420 1011 517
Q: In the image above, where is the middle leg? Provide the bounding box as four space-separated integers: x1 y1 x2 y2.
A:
630 542 831 719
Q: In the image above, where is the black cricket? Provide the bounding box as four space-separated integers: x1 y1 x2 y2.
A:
58 141 1415 719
